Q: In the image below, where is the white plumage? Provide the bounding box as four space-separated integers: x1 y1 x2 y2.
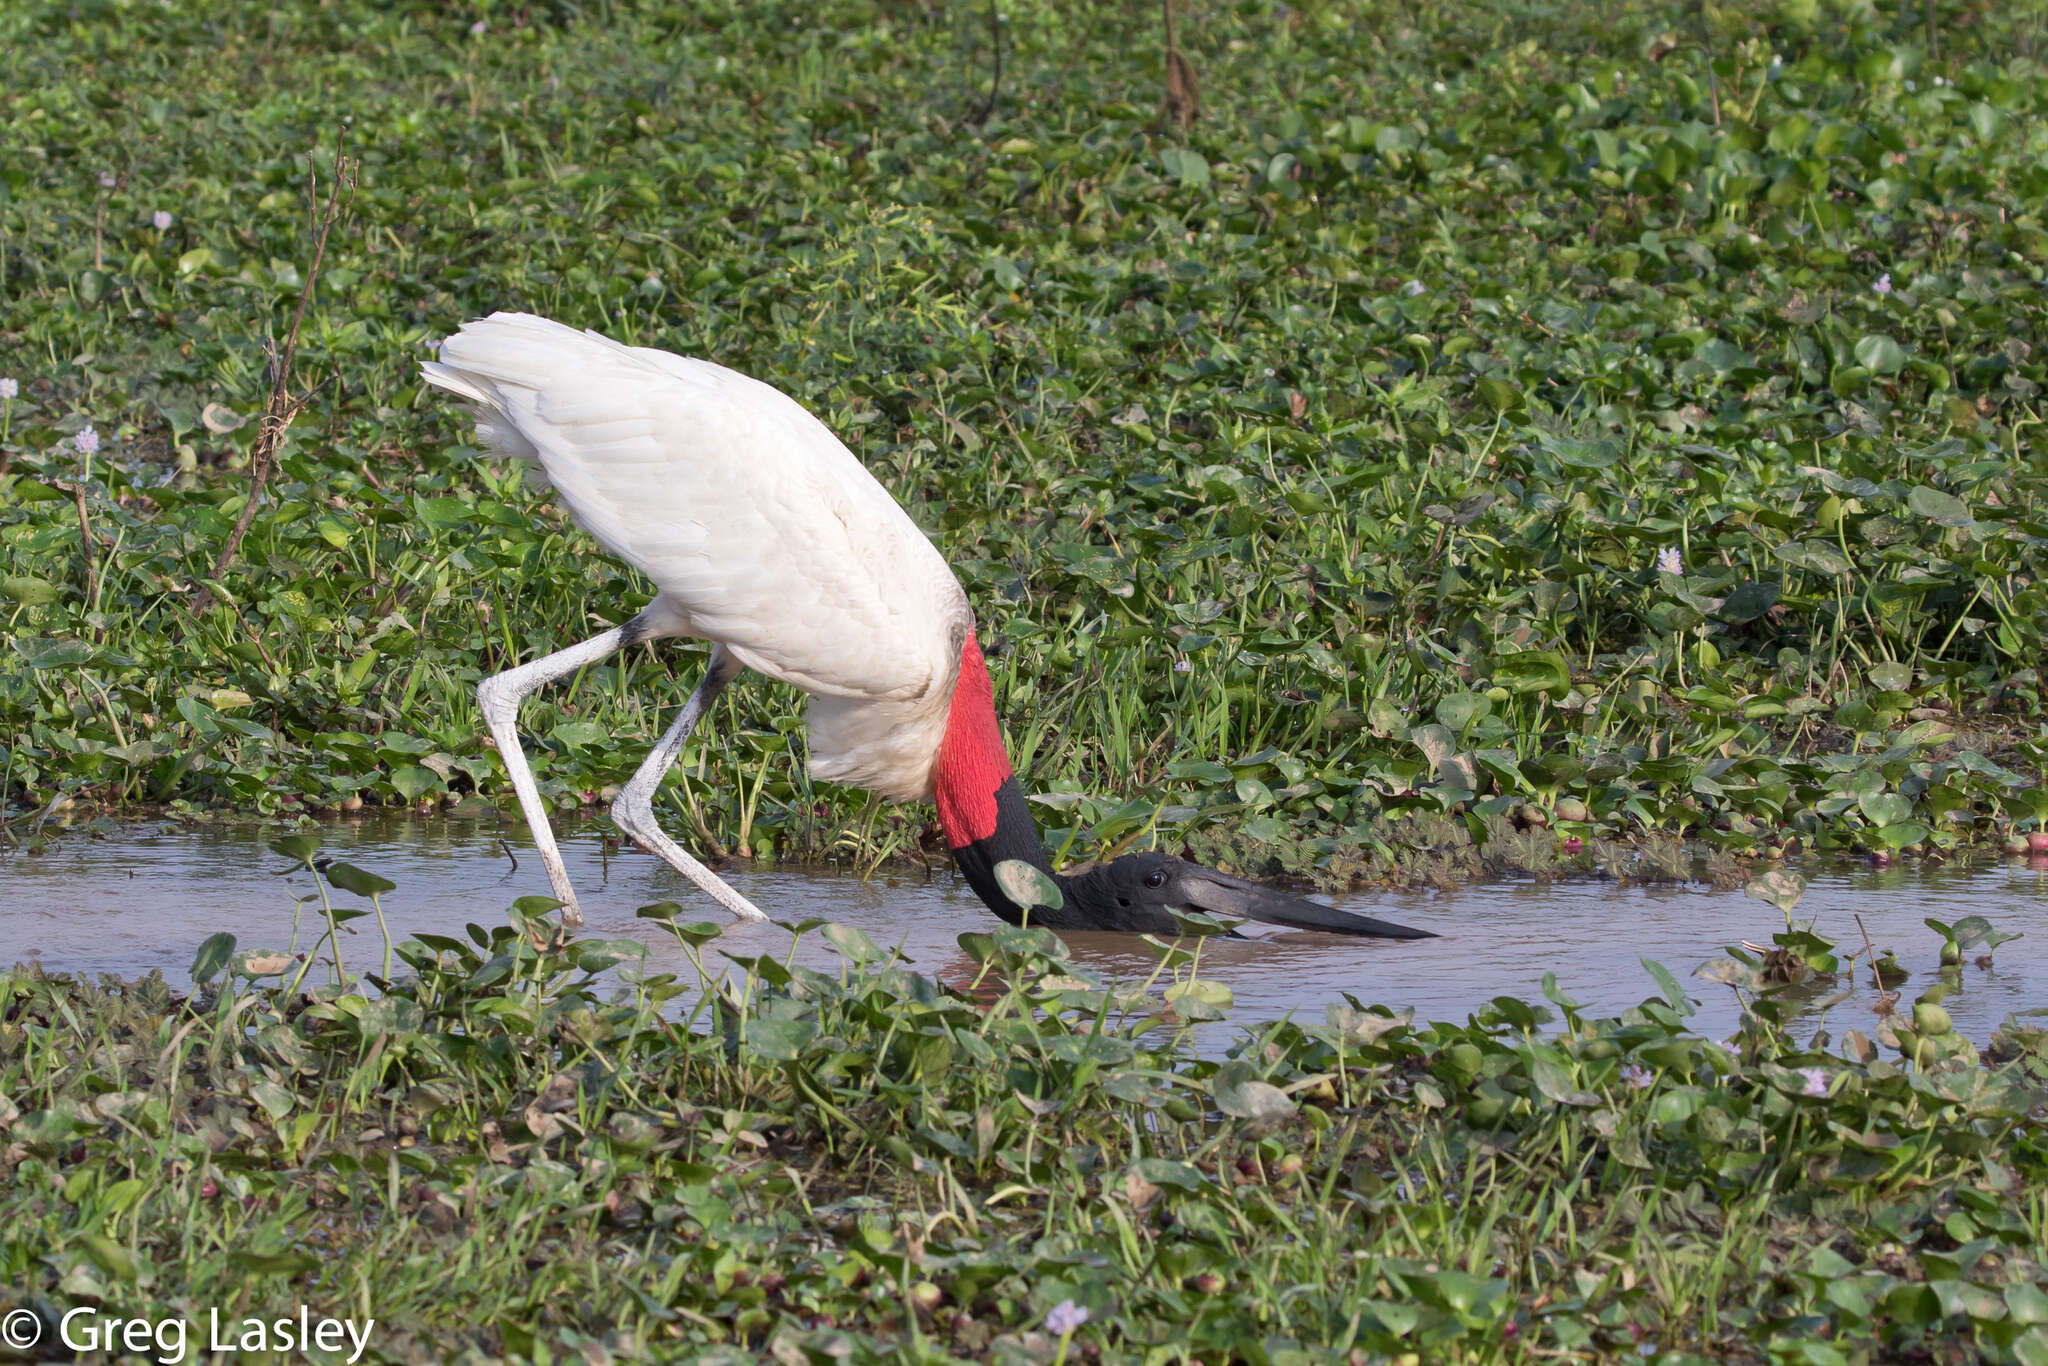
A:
424 312 971 804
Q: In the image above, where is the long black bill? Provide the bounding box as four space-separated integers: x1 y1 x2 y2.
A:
1180 865 1438 939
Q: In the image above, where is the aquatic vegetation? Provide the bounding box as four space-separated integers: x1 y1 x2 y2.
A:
1 875 2044 1363
1 1 2045 889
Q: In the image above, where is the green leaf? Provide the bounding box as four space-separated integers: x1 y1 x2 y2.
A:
635 904 724 946
1766 112 1811 152
1906 485 1972 527
746 1016 817 1061
1639 957 1698 1016
1854 333 1906 374
269 833 321 866
1529 1058 1600 1107
548 719 607 749
1858 791 1913 827
190 932 237 986
1475 375 1524 414
1744 869 1807 912
388 765 442 800
1873 820 1929 849
75 1232 136 1281
314 513 353 549
325 862 397 897
1128 1158 1205 1192
995 859 1063 912
1491 650 1571 696
1209 1060 1293 1121
1716 580 1779 623
13 636 94 669
573 939 649 972
1366 695 1410 738
1434 691 1490 734
1 575 63 605
822 922 882 965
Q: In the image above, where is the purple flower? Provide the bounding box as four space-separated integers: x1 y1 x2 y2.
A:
0 378 16 400
73 424 100 456
1618 1063 1653 1090
1873 273 1893 296
98 171 116 190
1173 659 1191 673
1656 546 1682 575
152 210 172 230
1800 1066 1828 1097
1402 279 1426 297
1045 1301 1090 1336
470 18 487 34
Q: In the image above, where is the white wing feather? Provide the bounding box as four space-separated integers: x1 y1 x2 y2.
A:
422 313 971 800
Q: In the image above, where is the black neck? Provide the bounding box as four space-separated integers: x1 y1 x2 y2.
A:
949 776 1060 926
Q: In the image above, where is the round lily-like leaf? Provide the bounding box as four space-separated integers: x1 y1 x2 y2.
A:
1905 485 1972 527
324 862 397 898
1858 792 1913 828
995 858 1063 911
1492 650 1571 696
1 576 63 606
269 832 320 866
1209 1059 1293 1121
1743 869 1807 913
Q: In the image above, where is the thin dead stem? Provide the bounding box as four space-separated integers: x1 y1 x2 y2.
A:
195 128 357 613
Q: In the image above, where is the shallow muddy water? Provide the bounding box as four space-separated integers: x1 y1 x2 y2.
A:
3 816 2044 1045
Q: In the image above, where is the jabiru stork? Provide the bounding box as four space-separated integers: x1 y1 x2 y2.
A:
422 313 1431 939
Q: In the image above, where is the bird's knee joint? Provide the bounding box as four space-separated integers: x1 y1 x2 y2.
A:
611 793 657 840
477 676 517 727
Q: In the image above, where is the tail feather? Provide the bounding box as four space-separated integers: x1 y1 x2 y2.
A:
420 312 637 466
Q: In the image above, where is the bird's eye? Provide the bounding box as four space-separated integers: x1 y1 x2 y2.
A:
1143 870 1168 889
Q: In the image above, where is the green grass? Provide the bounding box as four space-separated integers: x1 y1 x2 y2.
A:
9 8 2048 1357
1 898 2045 1364
3 0 2047 878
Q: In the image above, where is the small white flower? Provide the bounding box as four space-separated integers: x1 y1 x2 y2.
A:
1432 80 1446 92
1045 1301 1090 1336
470 18 487 34
1873 272 1893 296
152 210 172 230
1905 79 1916 91
1800 1066 1829 1098
1402 279 1425 296
0 377 16 400
1173 658 1191 673
73 424 100 456
99 171 116 189
1656 546 1682 575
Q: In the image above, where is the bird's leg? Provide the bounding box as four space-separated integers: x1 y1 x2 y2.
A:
610 645 768 923
476 624 633 926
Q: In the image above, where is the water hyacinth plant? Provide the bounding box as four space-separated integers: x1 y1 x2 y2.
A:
0 888 2043 1362
0 0 2041 886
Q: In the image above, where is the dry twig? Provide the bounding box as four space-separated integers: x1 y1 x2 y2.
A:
1160 0 1200 131
194 129 357 613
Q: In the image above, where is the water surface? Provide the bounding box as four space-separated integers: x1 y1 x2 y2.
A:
4 816 2044 1045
